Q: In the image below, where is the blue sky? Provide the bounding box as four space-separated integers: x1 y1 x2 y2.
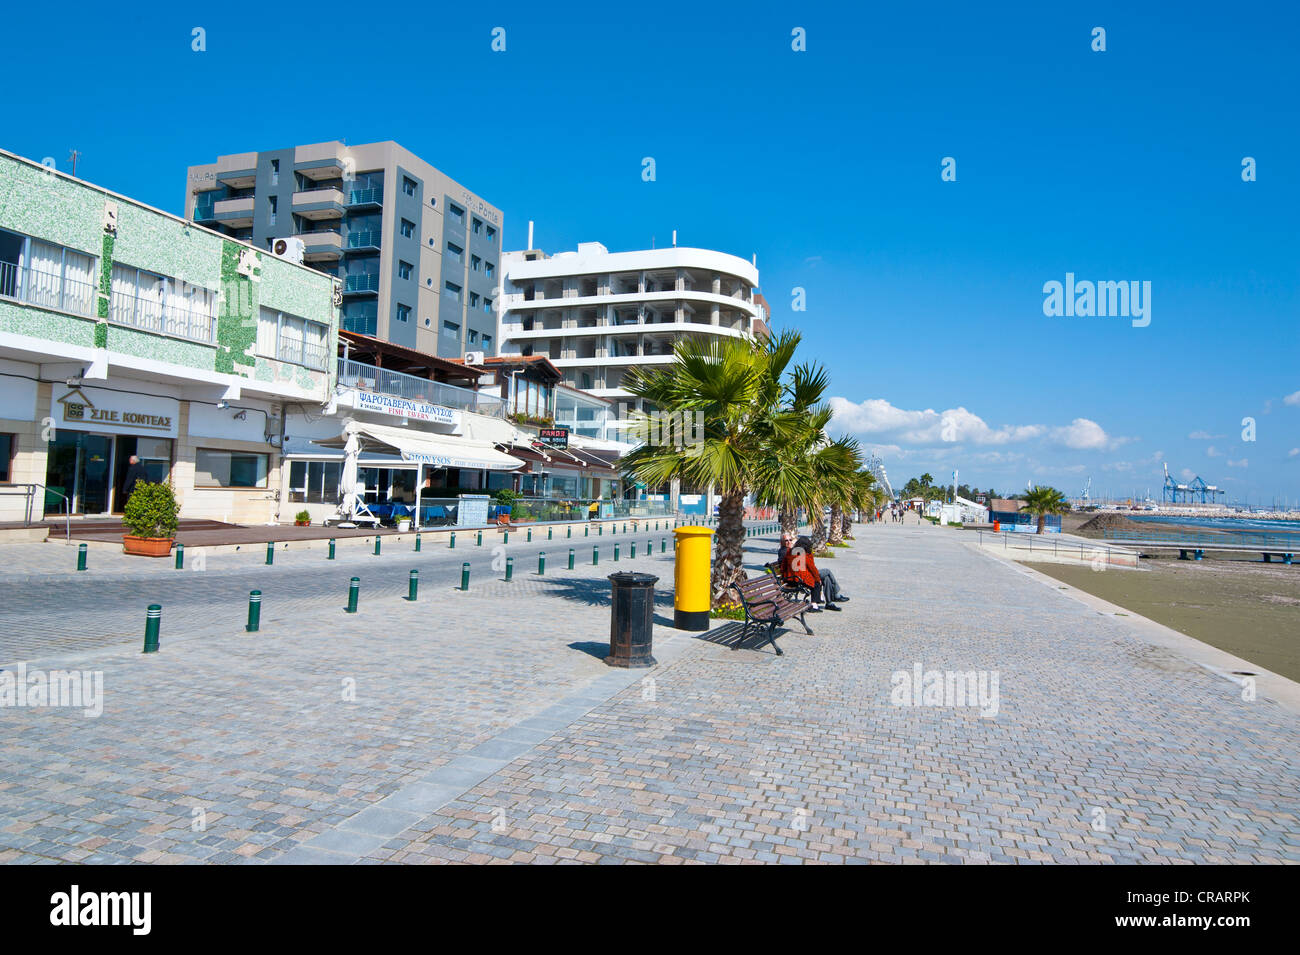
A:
3 1 1297 503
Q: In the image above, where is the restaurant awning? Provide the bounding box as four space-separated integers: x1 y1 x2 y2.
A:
314 420 524 471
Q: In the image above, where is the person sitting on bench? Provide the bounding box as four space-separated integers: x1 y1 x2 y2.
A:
780 536 848 610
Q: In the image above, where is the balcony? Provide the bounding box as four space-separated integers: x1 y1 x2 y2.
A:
346 187 383 208
338 358 506 418
343 273 380 294
294 143 350 181
292 187 345 221
341 312 378 336
192 194 218 222
345 230 382 252
213 196 255 228
0 261 97 318
299 230 342 261
213 153 258 189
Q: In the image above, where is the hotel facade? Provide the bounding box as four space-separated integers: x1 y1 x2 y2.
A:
0 149 337 525
497 242 765 421
185 141 502 360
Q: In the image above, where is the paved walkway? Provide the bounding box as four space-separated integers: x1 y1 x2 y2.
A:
1 521 1296 864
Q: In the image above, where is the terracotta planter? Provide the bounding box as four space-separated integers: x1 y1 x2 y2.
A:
295 520 310 526
123 535 175 558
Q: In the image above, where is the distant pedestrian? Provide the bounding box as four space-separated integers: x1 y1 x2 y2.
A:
122 454 149 502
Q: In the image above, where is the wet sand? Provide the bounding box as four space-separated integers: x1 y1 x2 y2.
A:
1026 555 1300 683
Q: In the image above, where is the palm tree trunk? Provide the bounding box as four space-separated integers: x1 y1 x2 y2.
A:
1036 513 1046 534
842 510 853 539
711 488 748 606
811 509 827 552
779 508 798 536
828 504 844 545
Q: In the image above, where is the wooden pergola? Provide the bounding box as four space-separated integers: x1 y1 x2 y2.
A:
338 330 483 388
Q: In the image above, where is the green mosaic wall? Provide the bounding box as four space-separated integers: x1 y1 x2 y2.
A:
0 160 101 255
0 300 96 348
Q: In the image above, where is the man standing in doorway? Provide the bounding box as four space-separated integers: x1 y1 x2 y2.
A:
122 454 149 503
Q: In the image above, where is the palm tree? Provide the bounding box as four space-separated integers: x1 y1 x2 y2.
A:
1022 485 1070 534
807 436 861 551
753 360 831 537
622 331 810 606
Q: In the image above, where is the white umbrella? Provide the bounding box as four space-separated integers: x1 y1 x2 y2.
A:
339 429 361 520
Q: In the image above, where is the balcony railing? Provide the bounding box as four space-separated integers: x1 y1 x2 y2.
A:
347 188 383 206
341 313 378 336
338 358 506 418
109 287 217 344
0 261 97 318
193 196 217 220
344 274 380 293
346 230 382 250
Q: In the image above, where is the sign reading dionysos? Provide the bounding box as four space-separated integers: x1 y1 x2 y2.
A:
353 391 457 424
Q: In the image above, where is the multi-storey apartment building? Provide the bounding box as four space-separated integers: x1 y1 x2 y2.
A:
185 141 502 360
0 148 336 524
498 242 762 420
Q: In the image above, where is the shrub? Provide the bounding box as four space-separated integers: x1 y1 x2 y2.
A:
710 602 746 620
123 481 180 539
295 510 311 524
492 488 519 506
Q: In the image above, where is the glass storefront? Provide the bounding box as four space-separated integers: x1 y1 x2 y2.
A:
44 431 174 515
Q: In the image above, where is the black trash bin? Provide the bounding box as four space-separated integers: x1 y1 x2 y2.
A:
606 571 659 668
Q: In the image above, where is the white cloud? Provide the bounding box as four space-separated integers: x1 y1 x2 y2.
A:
1206 446 1222 457
1289 448 1299 458
1227 458 1248 468
829 398 1128 450
1188 430 1225 440
1284 390 1300 407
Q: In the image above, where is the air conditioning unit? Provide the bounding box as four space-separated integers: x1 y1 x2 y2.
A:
271 237 306 264
464 350 485 365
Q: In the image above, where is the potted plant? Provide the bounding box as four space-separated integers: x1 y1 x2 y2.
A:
396 517 411 532
122 480 180 557
295 509 311 526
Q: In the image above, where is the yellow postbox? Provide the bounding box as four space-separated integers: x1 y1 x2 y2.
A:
673 525 714 630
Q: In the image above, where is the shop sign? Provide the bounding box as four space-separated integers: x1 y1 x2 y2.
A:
52 386 179 439
354 391 457 425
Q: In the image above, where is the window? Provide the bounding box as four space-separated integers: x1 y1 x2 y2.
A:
469 292 479 307
400 218 415 238
468 329 478 344
482 297 493 314
402 176 417 197
486 225 496 241
482 334 493 353
0 433 12 482
270 159 280 185
195 449 269 488
448 203 465 224
0 231 98 318
446 242 462 263
288 460 342 504
110 264 217 342
268 195 277 226
443 281 461 303
398 260 412 280
484 261 494 278
442 320 459 339
396 304 410 323
257 305 329 369
471 255 480 272
472 217 482 234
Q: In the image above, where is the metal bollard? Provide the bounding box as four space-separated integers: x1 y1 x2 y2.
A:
661 537 666 553
548 527 553 541
630 541 636 559
142 604 162 653
504 530 509 544
527 528 532 542
328 538 336 560
623 523 627 534
477 530 483 546
505 556 514 582
538 552 546 575
647 539 652 557
584 525 589 537
599 525 603 536
450 531 456 549
568 547 575 570
593 545 599 565
374 536 381 556
266 541 274 565
460 562 470 591
615 543 620 562
415 532 421 552
77 542 87 572
346 577 360 613
174 543 184 570
407 569 419 601
567 526 572 538
246 590 261 632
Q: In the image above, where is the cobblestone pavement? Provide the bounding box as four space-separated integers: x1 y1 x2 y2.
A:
2 522 1297 864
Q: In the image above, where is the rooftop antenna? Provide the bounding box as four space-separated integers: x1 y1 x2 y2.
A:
672 229 677 247
68 149 82 176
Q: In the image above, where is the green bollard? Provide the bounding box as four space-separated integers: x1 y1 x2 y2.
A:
346 577 360 613
76 542 87 572
460 562 470 591
538 552 546 575
374 536 382 556
661 537 666 554
623 523 627 534
599 525 603 536
593 545 599 565
504 530 509 544
630 541 636 559
477 530 483 547
246 590 261 632
585 525 589 537
266 541 274 565
407 569 419 601
174 543 184 570
527 528 532 543
614 543 620 562
328 538 336 560
142 604 161 653
647 539 652 557
568 548 575 570
450 531 456 549
548 527 553 541
415 533 421 553
567 526 572 539
505 556 514 582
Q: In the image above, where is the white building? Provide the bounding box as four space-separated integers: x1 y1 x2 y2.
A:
498 241 764 421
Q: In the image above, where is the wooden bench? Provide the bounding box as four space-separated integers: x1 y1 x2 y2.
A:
734 573 814 656
763 561 813 602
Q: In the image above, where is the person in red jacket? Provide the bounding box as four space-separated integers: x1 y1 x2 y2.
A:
780 536 843 611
